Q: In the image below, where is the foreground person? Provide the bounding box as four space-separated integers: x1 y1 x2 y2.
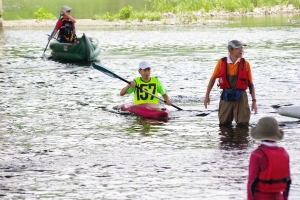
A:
48 5 77 43
204 40 257 126
120 61 172 106
247 117 291 200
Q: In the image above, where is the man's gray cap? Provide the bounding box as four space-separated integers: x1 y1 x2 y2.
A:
228 40 247 50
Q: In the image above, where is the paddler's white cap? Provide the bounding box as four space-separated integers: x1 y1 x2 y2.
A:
61 6 72 12
138 61 151 70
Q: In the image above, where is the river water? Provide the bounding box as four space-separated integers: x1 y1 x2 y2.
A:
1 16 300 199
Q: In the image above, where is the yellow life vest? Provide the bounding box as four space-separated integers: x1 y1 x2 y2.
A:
133 77 160 105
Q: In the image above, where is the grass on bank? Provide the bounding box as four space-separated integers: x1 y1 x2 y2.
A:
147 0 300 13
32 0 300 22
33 7 56 20
92 6 162 22
91 0 300 22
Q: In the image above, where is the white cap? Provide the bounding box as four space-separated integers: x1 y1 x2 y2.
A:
138 61 151 70
61 6 72 12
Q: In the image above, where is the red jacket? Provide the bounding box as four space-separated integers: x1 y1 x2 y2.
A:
218 57 248 90
247 144 291 200
55 17 76 30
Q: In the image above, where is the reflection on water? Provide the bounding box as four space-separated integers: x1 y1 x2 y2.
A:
219 125 250 150
136 117 168 135
215 14 300 27
1 17 300 199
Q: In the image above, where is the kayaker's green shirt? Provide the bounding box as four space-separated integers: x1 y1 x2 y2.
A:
127 77 166 105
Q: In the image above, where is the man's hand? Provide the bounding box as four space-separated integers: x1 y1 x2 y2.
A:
204 96 210 109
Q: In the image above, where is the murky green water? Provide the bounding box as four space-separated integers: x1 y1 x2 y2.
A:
0 16 300 199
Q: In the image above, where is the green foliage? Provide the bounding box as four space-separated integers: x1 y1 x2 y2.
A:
223 0 239 12
290 0 300 8
33 7 56 20
250 0 264 7
148 0 215 13
135 11 147 22
92 15 100 20
147 0 299 13
94 6 162 22
147 12 162 21
94 0 299 23
117 6 133 20
93 12 114 21
135 11 162 21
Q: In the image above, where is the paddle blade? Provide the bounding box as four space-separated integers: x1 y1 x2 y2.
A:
42 14 62 57
92 62 119 79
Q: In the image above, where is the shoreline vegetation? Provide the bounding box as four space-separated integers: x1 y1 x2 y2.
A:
3 4 300 28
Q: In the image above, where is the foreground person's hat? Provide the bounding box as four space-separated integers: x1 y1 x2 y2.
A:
250 117 284 141
61 6 72 12
228 40 247 50
138 61 151 70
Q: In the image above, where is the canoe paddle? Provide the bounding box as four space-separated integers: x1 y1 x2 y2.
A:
42 13 62 57
92 62 183 110
46 34 59 42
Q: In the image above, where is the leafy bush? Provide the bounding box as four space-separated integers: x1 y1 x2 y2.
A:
135 12 146 22
33 7 56 20
93 12 115 21
118 6 133 20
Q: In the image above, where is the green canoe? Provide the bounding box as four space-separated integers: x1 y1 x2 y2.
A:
49 33 100 61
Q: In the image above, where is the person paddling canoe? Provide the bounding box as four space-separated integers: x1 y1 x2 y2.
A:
120 61 172 106
48 5 77 43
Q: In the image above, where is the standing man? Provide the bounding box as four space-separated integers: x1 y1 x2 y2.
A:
48 6 77 43
204 40 257 126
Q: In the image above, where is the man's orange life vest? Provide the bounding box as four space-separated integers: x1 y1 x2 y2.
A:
218 57 248 90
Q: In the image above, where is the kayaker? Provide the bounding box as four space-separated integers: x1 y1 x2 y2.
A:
48 5 77 43
204 40 257 127
247 117 291 200
120 61 172 106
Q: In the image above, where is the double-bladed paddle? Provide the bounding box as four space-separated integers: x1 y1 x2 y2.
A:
42 14 62 57
92 62 183 110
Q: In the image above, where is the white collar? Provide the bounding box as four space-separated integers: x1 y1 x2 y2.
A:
227 53 241 65
261 141 278 147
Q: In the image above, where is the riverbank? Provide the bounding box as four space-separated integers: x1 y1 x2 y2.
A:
3 5 300 28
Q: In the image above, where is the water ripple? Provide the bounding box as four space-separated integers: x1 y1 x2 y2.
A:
1 22 300 199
